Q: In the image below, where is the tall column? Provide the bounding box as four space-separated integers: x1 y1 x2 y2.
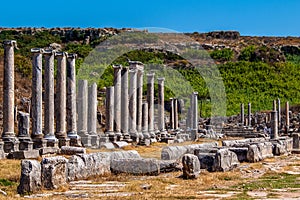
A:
271 110 278 139
174 98 179 130
192 92 198 130
136 67 144 140
105 87 115 139
286 101 290 134
147 73 155 138
277 98 281 129
31 48 46 148
113 65 122 138
88 83 97 135
67 54 81 146
77 79 91 147
273 100 277 111
240 103 244 125
157 78 167 137
189 93 195 129
248 102 251 127
129 69 138 141
43 50 58 146
88 83 99 147
55 52 69 147
121 67 130 139
2 40 19 152
142 102 149 138
169 98 174 130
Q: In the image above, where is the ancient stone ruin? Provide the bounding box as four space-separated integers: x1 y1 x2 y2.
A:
0 40 299 195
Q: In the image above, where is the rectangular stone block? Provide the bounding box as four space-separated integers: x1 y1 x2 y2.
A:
41 156 68 189
60 146 86 155
9 150 40 159
111 158 160 175
17 160 41 194
212 149 240 172
247 142 273 162
161 142 218 160
39 147 59 155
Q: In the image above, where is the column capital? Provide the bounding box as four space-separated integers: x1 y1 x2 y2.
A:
55 51 68 57
157 77 165 83
193 91 198 95
67 53 77 59
146 72 155 78
3 40 17 48
129 68 137 73
129 61 144 71
31 48 44 54
113 64 123 70
43 49 56 56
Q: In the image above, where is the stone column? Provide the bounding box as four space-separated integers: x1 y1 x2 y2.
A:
2 40 19 152
189 93 195 129
43 50 58 147
286 101 290 134
136 67 144 140
77 79 91 147
129 69 138 141
186 107 191 130
55 52 69 147
147 73 155 138
66 54 81 146
157 78 167 137
142 102 149 138
121 67 130 139
113 65 122 139
271 110 278 139
174 98 179 130
88 83 99 147
31 48 46 148
248 102 251 127
18 111 33 151
277 98 281 129
240 103 244 125
192 92 198 130
273 100 277 111
169 98 174 130
105 86 115 141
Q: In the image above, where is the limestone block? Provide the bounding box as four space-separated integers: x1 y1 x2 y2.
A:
111 158 160 175
41 156 68 189
212 149 240 172
182 154 200 179
17 160 41 194
60 146 86 155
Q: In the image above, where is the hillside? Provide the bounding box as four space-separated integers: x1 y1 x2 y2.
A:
0 28 300 117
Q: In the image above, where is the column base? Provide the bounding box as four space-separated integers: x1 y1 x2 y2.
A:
58 138 70 148
138 139 151 146
130 130 139 143
67 132 82 147
115 132 123 141
122 133 133 143
107 132 117 143
18 137 33 151
142 131 151 139
90 134 100 148
159 130 168 139
190 129 198 141
137 131 144 140
78 131 91 147
2 137 19 153
32 138 47 149
44 135 59 147
55 131 68 140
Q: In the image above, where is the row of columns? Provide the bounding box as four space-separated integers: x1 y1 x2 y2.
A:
105 61 169 142
1 40 101 152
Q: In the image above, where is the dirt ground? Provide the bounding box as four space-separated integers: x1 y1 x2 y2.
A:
0 139 300 200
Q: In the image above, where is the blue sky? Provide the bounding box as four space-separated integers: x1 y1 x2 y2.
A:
1 0 299 36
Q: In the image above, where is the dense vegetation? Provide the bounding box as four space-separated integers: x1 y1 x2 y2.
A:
1 30 300 116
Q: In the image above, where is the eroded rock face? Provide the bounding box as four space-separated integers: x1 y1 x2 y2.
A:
17 160 41 194
212 149 240 172
111 158 160 175
182 154 200 179
41 156 68 189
